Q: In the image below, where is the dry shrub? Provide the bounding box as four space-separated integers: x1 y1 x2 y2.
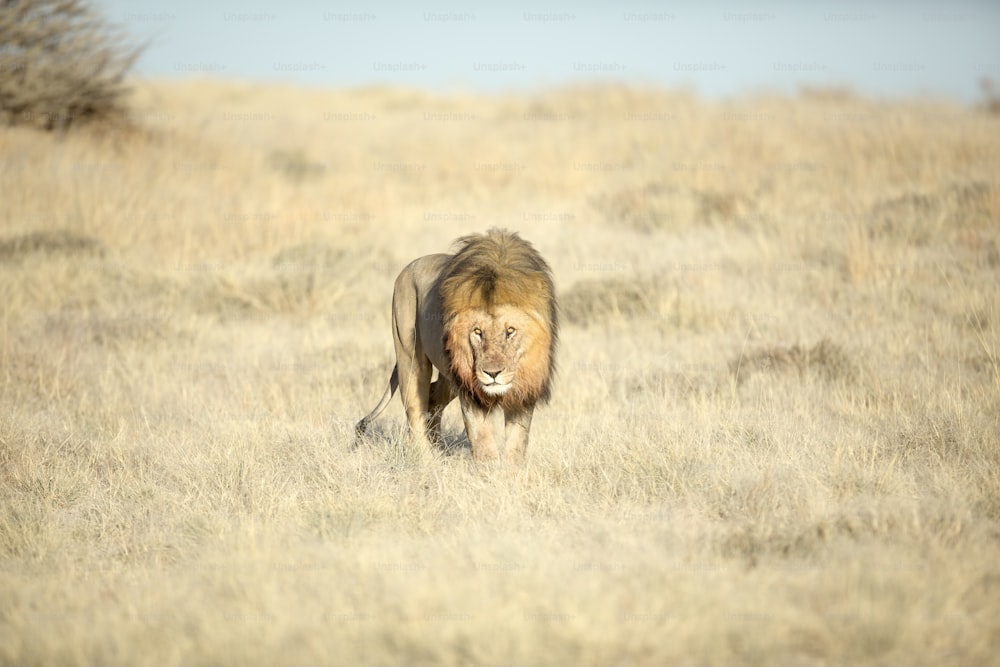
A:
720 520 828 563
268 149 326 183
594 181 756 232
0 229 105 260
561 275 722 331
729 339 856 385
979 77 1000 114
623 368 722 403
561 277 657 326
192 241 354 318
0 0 142 130
866 180 995 245
593 182 696 233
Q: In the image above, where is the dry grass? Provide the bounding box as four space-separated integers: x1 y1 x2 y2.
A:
1 80 998 666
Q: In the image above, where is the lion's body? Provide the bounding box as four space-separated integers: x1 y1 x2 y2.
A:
356 229 557 464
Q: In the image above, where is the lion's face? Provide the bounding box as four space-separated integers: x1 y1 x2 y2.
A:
447 304 552 408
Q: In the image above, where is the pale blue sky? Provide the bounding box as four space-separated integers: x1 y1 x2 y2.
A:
99 1 999 102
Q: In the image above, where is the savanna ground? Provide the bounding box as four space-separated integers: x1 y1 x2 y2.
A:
1 79 998 666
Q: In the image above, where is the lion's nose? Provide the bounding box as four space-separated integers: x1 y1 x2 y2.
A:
483 369 503 381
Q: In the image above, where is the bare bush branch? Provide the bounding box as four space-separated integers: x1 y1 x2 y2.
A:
0 0 143 130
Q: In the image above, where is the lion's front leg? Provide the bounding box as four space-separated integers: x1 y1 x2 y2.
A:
426 377 456 446
502 407 534 466
459 394 504 463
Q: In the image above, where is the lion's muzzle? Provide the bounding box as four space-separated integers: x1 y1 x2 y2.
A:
478 368 512 395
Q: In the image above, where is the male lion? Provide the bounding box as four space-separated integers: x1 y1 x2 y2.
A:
356 228 557 464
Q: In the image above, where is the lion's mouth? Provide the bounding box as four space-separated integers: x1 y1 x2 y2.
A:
480 380 511 396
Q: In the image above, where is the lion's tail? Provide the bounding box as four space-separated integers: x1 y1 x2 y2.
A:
354 366 399 441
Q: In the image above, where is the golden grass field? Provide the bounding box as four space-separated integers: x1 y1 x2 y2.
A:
1 79 998 665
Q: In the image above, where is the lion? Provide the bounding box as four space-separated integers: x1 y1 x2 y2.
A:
355 228 558 464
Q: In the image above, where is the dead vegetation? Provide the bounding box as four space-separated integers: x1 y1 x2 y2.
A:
0 0 142 130
730 339 857 385
593 181 759 233
0 80 998 666
0 229 106 260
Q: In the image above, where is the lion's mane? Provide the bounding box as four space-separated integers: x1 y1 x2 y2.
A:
439 228 558 410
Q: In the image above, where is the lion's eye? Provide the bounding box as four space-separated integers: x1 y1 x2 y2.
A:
472 328 482 338
506 326 516 338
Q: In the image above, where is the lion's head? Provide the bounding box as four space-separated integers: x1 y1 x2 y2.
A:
440 229 557 411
